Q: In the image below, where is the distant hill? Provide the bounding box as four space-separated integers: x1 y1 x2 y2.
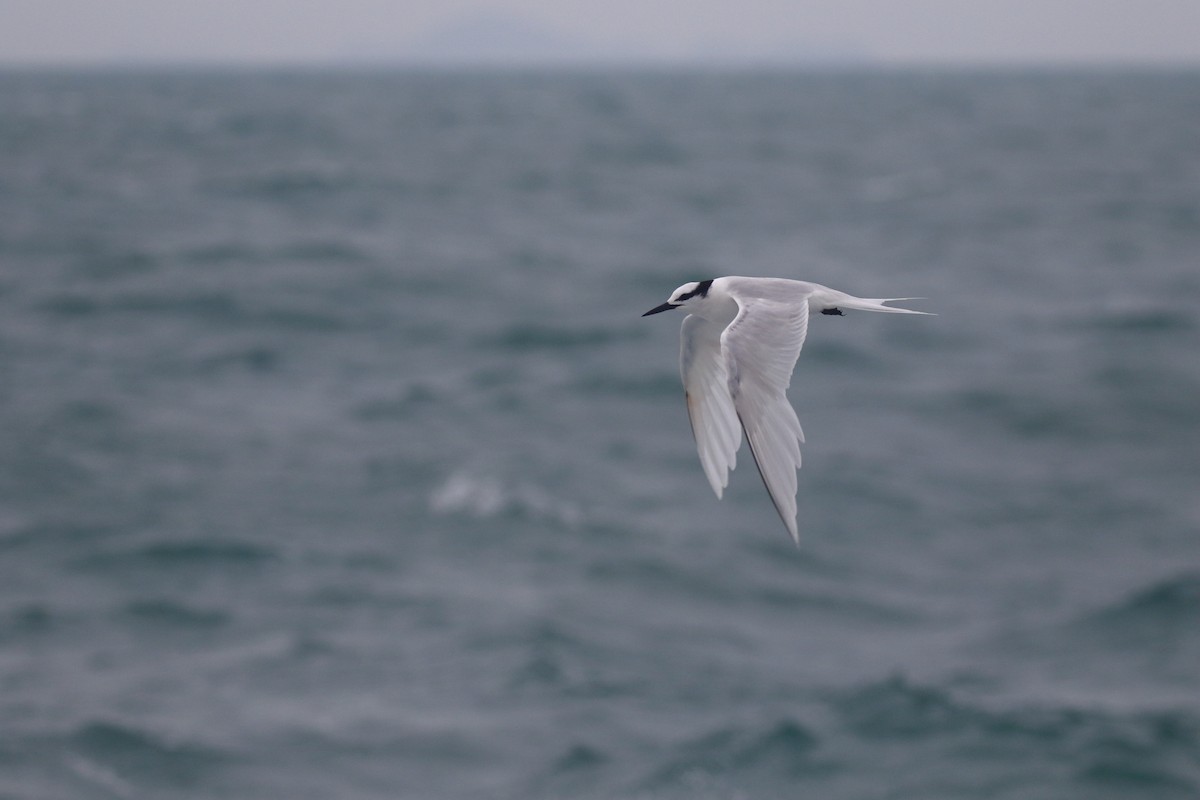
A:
368 12 867 67
392 13 622 65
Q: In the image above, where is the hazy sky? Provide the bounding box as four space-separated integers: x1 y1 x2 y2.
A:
3 0 1200 66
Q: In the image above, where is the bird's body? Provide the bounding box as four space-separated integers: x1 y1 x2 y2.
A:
643 277 930 543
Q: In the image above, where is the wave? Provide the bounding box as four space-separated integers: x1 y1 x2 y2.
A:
67 720 230 788
1072 573 1200 647
548 742 610 774
351 384 440 421
130 539 277 565
428 470 582 528
646 719 820 784
39 289 240 322
191 345 282 375
178 240 372 266
76 539 277 573
618 717 831 800
950 386 1099 440
0 602 54 640
0 720 233 794
486 322 640 350
119 599 231 629
1082 303 1196 335
832 675 1200 792
1092 573 1200 623
37 286 349 333
835 674 998 739
213 167 360 200
568 371 684 398
0 518 119 553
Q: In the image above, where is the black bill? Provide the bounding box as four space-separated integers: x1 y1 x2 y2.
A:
642 302 677 316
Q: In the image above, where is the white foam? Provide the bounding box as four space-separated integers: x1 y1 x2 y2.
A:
429 470 582 528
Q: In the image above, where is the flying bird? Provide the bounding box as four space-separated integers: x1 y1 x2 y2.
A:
643 277 930 543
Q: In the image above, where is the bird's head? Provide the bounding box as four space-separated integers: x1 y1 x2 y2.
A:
642 279 715 316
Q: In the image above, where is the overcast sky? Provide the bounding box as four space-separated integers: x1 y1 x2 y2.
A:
3 0 1200 66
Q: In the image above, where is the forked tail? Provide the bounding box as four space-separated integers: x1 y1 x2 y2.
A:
830 293 933 315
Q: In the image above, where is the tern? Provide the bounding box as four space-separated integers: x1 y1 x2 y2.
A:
643 277 930 543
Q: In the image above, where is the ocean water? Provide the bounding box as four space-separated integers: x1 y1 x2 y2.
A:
1 69 1198 799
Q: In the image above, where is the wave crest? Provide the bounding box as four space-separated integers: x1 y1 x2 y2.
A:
429 470 582 528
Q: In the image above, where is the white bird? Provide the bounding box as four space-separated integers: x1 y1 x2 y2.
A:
643 277 930 543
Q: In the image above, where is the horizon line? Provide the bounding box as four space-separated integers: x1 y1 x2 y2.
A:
3 56 1200 72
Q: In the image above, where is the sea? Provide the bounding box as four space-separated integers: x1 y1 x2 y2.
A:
0 68 1198 799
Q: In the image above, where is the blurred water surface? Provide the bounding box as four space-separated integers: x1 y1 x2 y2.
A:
1 69 1199 799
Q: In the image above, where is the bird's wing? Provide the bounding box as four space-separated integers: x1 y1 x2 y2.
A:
721 294 809 543
680 314 742 498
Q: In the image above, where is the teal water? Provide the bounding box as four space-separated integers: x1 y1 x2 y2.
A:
1 70 1199 799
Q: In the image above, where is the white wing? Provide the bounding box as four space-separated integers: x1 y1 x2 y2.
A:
721 294 809 543
680 314 742 498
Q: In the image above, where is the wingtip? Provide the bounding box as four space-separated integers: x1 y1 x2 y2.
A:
737 412 803 547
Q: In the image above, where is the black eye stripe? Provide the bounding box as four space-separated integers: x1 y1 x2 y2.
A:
676 279 714 302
